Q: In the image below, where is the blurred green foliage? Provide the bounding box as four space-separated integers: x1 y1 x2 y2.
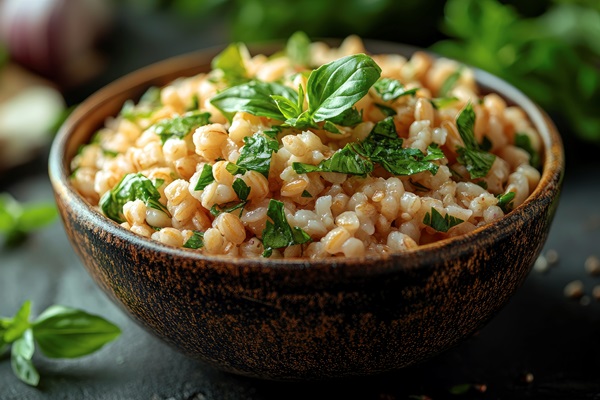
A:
122 0 600 143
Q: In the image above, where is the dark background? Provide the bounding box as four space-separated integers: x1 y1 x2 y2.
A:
1 1 600 399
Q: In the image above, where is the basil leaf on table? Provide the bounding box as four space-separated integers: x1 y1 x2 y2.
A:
0 194 58 248
3 300 31 343
11 330 39 387
32 305 121 359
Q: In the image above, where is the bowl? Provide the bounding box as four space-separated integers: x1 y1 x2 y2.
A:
48 40 564 380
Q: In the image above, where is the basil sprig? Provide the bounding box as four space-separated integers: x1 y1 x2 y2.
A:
100 173 169 224
261 199 311 257
455 102 496 179
0 194 57 248
210 54 381 133
1 300 120 386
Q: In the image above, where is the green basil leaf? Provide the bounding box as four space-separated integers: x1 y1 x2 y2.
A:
32 305 121 359
211 42 248 83
286 31 311 67
496 191 516 213
307 54 381 121
210 80 298 122
327 107 363 127
11 330 39 386
183 231 204 249
120 86 162 121
210 201 246 217
152 111 211 144
515 132 540 168
194 164 215 191
4 300 31 343
230 133 279 178
261 199 311 257
429 96 459 110
232 178 251 201
322 120 341 134
99 173 169 224
293 146 373 176
17 204 58 232
423 207 464 232
455 102 496 178
373 77 418 101
439 67 463 97
271 94 301 120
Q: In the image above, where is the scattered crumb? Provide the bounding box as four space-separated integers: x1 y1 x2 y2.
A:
545 249 559 265
584 255 600 276
520 372 535 384
564 280 584 299
533 255 549 273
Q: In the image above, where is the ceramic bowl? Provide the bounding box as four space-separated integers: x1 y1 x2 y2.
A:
48 41 564 380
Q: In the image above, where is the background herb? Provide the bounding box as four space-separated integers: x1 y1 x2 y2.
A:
211 42 249 84
1 301 120 386
0 194 58 248
286 31 311 68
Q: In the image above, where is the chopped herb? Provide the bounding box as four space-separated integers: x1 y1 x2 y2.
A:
210 201 246 217
373 77 418 101
480 135 493 152
183 231 204 249
374 103 397 116
261 199 311 257
301 190 312 198
102 149 119 158
187 94 199 111
430 96 459 109
194 164 215 191
293 146 374 176
439 67 463 97
1 300 120 386
455 102 496 179
119 86 162 121
99 173 169 224
327 107 363 127
423 207 464 232
0 194 58 248
211 42 249 84
496 191 516 213
232 178 251 201
286 31 311 67
515 132 541 168
152 111 211 144
226 133 279 178
210 80 297 122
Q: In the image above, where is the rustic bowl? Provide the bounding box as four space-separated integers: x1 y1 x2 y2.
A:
48 41 564 380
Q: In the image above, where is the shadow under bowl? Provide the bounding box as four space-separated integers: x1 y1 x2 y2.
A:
49 41 564 380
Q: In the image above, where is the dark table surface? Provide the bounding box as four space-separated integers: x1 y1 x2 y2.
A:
2 6 600 400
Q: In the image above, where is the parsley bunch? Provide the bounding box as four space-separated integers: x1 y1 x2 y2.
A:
1 301 120 386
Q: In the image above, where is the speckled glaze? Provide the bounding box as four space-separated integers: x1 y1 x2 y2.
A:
49 41 564 380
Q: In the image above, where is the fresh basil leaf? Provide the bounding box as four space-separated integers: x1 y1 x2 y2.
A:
496 191 516 213
373 78 418 102
455 102 496 179
32 305 121 359
183 231 204 249
286 31 311 67
99 173 169 223
232 178 251 201
322 120 341 134
0 195 58 247
210 201 246 217
271 94 301 120
374 103 397 116
229 133 279 178
327 107 363 127
307 54 381 121
439 67 463 97
194 164 215 191
515 132 540 168
210 80 298 122
211 42 248 83
17 204 58 233
11 330 39 386
261 199 311 257
423 207 464 232
3 300 31 343
480 135 493 152
429 96 459 110
293 146 373 176
152 112 211 144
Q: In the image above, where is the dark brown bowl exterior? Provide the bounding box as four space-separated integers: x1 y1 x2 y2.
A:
49 42 564 380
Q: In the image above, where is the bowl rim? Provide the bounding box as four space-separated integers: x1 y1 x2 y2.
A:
49 39 565 274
